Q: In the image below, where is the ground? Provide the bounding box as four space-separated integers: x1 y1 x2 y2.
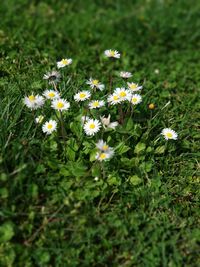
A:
0 0 199 266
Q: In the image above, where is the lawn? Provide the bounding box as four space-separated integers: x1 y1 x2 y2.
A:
0 0 200 266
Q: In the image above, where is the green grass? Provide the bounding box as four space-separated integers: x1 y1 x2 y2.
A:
0 0 200 266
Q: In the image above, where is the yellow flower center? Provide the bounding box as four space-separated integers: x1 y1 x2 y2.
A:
129 83 137 90
57 102 64 109
99 153 107 159
47 124 53 129
120 91 126 97
132 97 137 103
102 145 108 151
89 123 95 129
48 92 55 98
28 95 35 101
166 132 173 138
92 101 99 107
92 80 99 85
80 93 86 98
113 95 119 101
110 51 115 56
61 59 68 65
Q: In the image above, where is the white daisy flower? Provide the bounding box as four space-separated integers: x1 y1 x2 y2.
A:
35 115 44 124
94 177 99 181
161 128 178 140
42 120 57 135
130 94 142 105
120 71 132 79
114 87 132 102
83 119 101 136
24 94 45 110
74 91 91 102
100 115 118 129
57 58 72 68
51 98 70 111
96 139 114 152
95 150 114 161
127 82 143 92
43 89 60 100
86 78 105 91
43 71 61 84
88 100 105 109
104 49 120 59
107 94 121 105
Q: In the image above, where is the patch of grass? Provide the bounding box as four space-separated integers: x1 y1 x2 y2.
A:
0 0 199 266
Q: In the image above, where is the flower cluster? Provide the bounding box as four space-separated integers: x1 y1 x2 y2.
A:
23 49 178 166
95 140 114 161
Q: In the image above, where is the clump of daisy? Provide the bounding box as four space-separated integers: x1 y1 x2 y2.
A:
130 94 142 105
43 71 61 84
23 94 45 110
57 58 72 68
120 71 132 79
83 118 101 136
51 98 70 111
100 115 118 130
95 140 114 161
42 120 57 135
43 89 60 100
88 100 105 109
127 82 143 92
35 115 44 124
74 91 91 102
104 49 120 59
86 78 105 91
114 88 132 102
161 128 178 140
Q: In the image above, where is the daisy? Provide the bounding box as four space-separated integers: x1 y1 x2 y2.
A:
95 150 114 161
43 71 61 84
43 89 60 100
42 120 57 135
86 78 105 91
96 140 114 153
114 88 132 102
127 82 143 92
23 94 45 110
107 93 121 105
74 91 91 102
104 49 120 59
88 100 105 109
161 128 178 140
51 98 70 111
83 119 101 136
35 115 44 124
120 71 132 79
57 58 72 68
100 115 118 129
131 94 142 105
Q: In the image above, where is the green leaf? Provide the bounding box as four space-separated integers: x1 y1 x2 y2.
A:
125 118 134 131
107 174 121 186
115 142 130 155
0 222 14 242
129 175 142 186
65 161 87 177
155 145 165 154
70 121 82 138
134 142 146 154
